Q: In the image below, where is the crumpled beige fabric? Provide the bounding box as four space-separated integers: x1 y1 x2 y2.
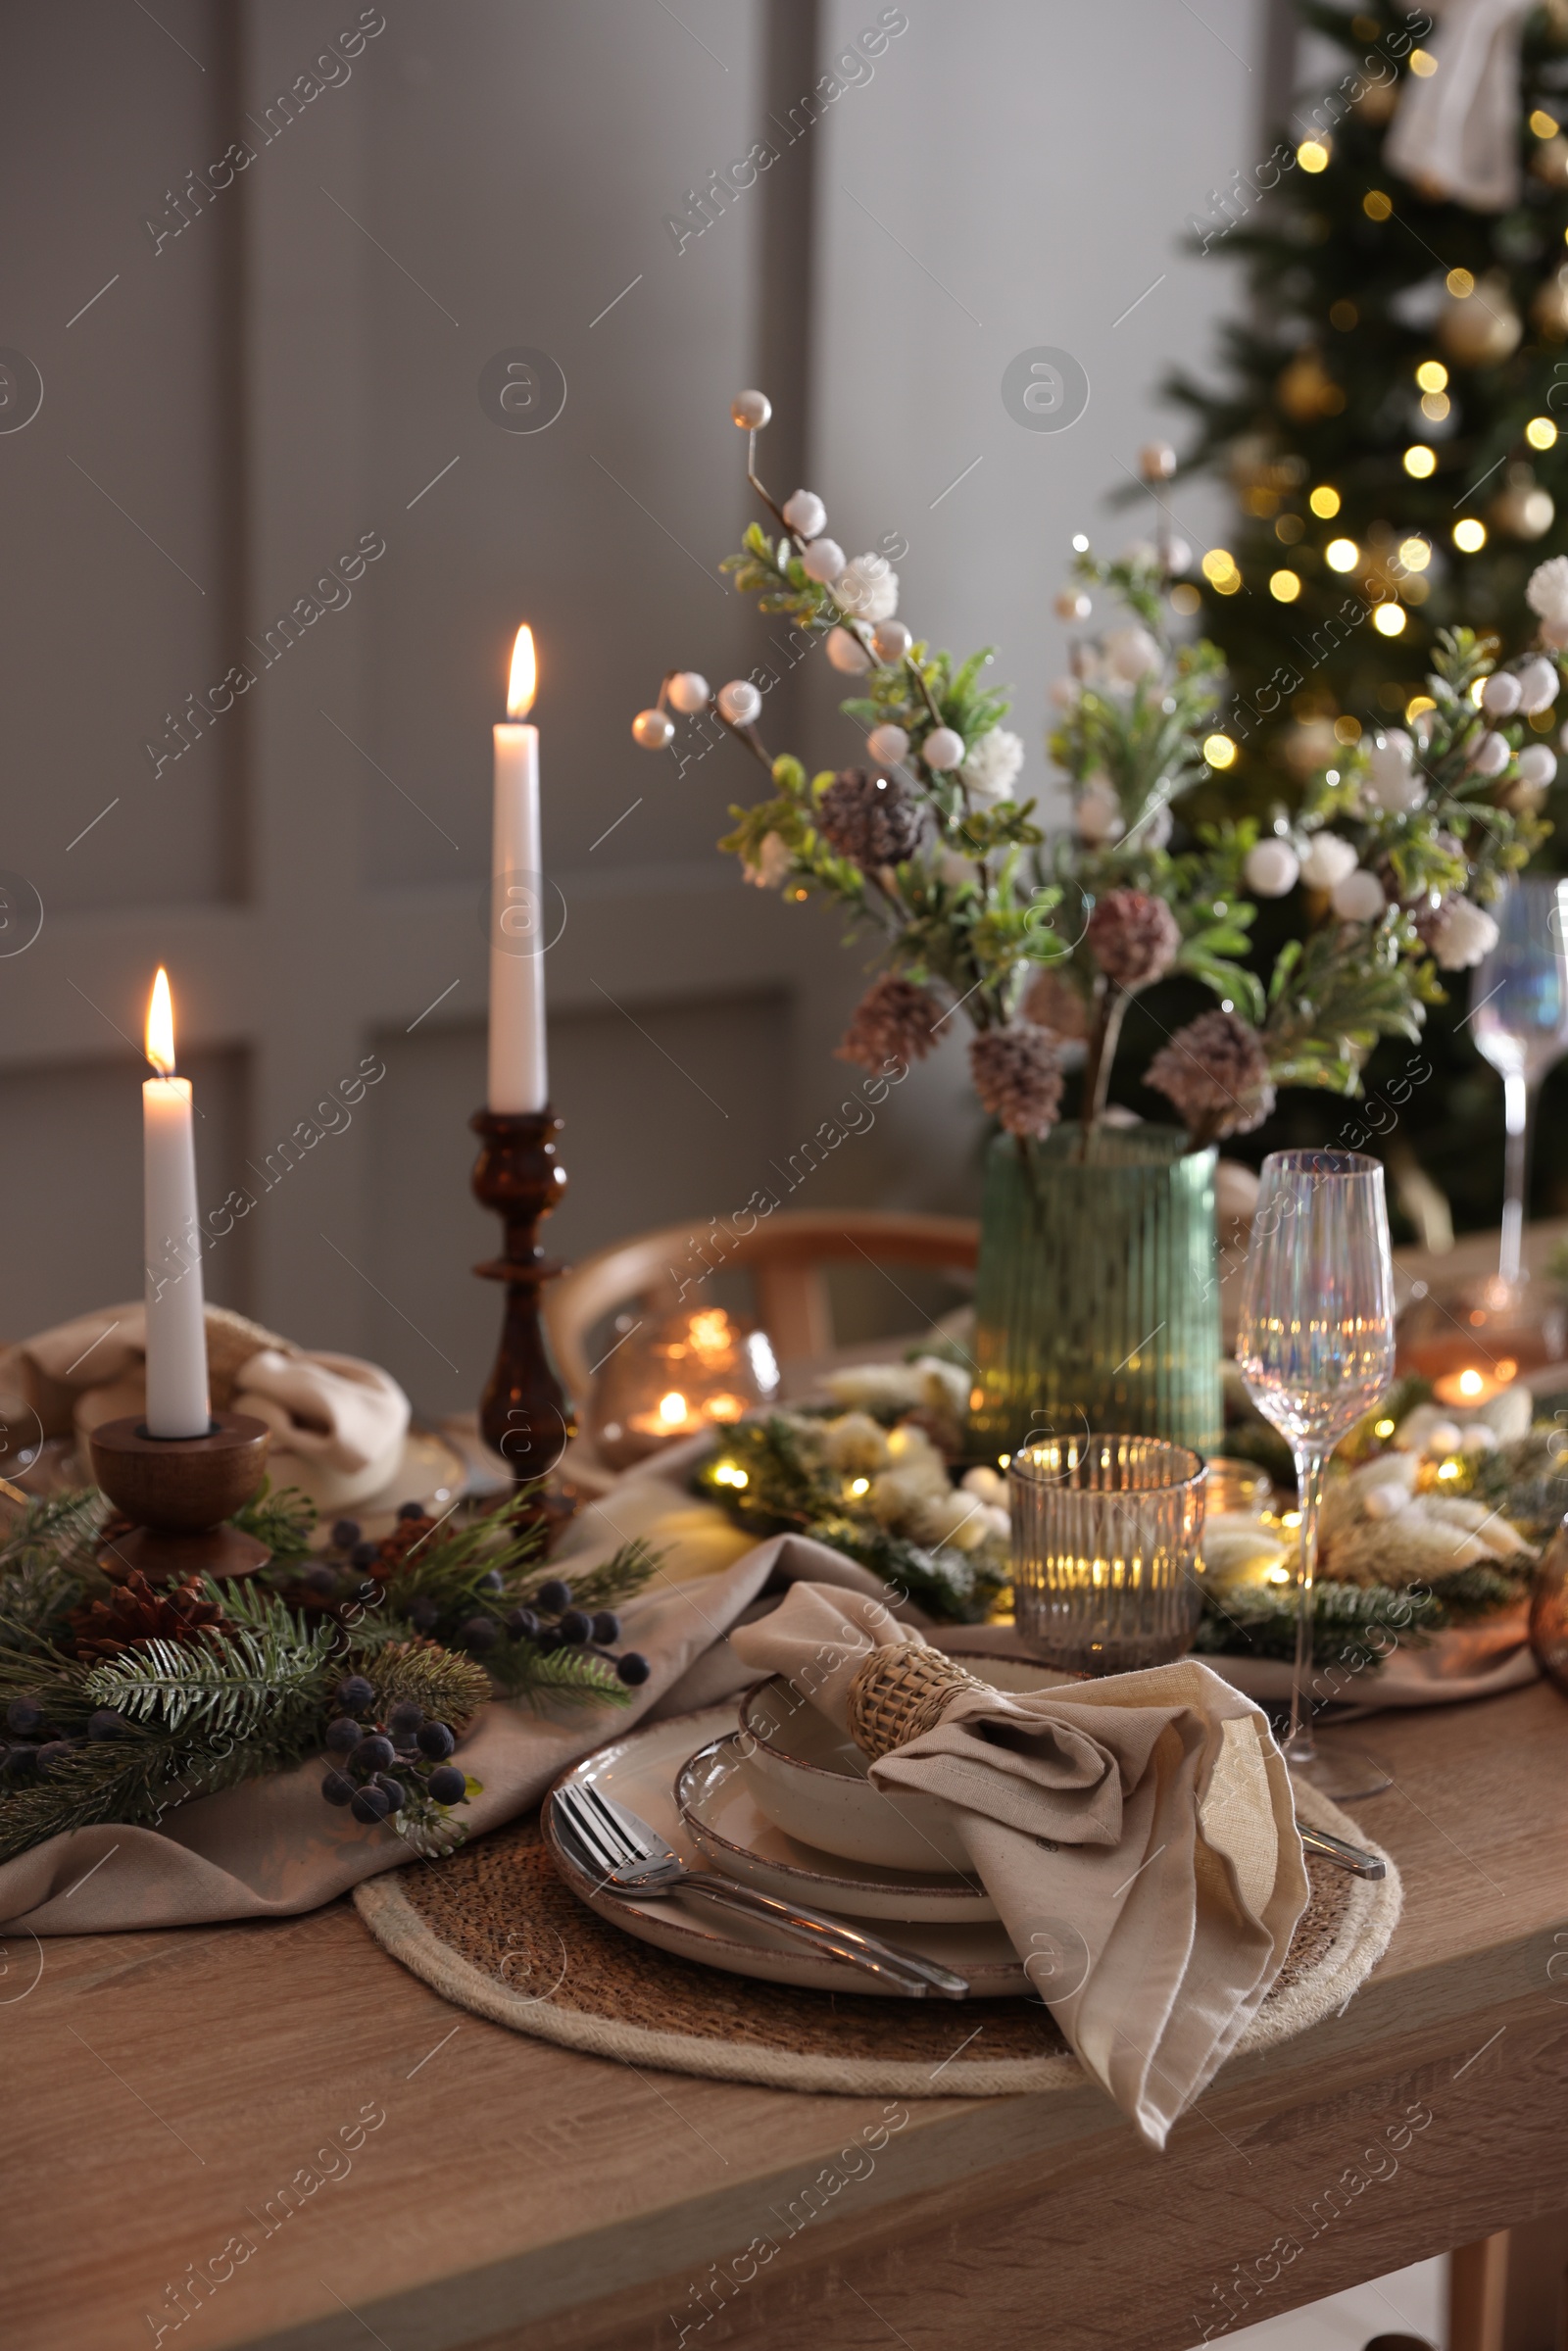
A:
13 1302 410 1509
731 1582 1308 2150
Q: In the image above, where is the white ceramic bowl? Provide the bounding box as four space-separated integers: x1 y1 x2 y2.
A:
737 1656 1068 1876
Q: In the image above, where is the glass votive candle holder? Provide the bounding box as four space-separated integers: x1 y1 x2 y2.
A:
1008 1434 1205 1675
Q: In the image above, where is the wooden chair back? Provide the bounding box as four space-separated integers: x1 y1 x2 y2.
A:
544 1208 979 1411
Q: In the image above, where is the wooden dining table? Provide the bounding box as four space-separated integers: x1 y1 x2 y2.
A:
6 1660 1567 2351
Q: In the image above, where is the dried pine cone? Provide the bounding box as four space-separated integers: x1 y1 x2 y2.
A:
969 1026 1064 1139
1145 1008 1275 1147
1086 888 1181 990
816 768 923 868
71 1570 230 1662
1020 965 1090 1042
837 972 942 1071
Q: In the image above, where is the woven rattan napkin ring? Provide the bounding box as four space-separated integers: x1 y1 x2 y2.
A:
844 1644 988 1761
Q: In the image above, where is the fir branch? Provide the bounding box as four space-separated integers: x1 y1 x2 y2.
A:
83 1617 336 1736
231 1480 318 1563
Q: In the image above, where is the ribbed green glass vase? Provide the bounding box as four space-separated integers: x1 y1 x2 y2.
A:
967 1123 1222 1460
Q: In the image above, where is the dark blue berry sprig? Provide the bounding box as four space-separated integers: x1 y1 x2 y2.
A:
319 1675 472 1829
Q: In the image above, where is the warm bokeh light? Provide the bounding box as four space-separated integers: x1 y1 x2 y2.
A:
1421 392 1450 422
1527 416 1558 450
506 624 537 717
1415 360 1448 393
1362 189 1392 220
658 1390 689 1426
1326 537 1359 571
1309 484 1341 516
1409 46 1437 73
1298 139 1329 172
1406 695 1436 723
1453 517 1488 552
1398 536 1432 571
1373 603 1407 635
1269 569 1301 602
146 968 175 1077
1532 109 1560 138
1446 267 1475 296
1200 547 1237 582
1403 444 1437 478
1333 715 1362 744
1203 732 1238 768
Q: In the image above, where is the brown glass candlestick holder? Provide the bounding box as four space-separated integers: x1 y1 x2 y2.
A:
88 1412 273 1582
470 1106 575 1483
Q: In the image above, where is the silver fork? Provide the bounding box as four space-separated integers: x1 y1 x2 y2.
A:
549 1776 971 2000
1298 1821 1385 1880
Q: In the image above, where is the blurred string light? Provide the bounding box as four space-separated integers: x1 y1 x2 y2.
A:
1527 416 1558 449
1373 603 1406 635
1326 537 1359 571
1446 267 1474 296
1203 732 1238 767
1453 516 1487 552
1269 569 1301 601
1415 360 1447 392
1298 138 1330 171
1363 189 1392 220
1403 444 1437 478
1309 484 1341 516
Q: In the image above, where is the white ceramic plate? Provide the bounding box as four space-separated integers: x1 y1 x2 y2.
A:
298 1428 469 1541
544 1707 1029 1999
678 1735 1001 1922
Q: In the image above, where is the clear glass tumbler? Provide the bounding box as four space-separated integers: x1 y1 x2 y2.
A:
1008 1434 1205 1675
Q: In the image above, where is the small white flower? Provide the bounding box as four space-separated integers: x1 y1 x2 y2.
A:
801 537 846 585
1517 742 1557 787
866 722 909 764
1431 897 1498 969
835 552 900 621
958 727 1026 804
743 830 791 889
825 625 870 674
1298 832 1357 891
1527 554 1568 624
1102 623 1162 683
782 488 826 539
1472 731 1511 777
1366 728 1426 814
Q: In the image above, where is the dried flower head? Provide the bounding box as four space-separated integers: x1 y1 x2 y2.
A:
1145 1008 1275 1147
969 1025 1064 1139
816 768 923 868
837 972 942 1070
1086 888 1181 990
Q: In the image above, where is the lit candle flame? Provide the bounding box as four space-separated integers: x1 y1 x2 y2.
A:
1457 1368 1484 1399
507 624 537 718
146 967 176 1077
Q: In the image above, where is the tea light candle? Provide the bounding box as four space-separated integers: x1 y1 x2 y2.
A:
1433 1359 1517 1407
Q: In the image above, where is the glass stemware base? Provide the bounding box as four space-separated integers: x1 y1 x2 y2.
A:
1284 1734 1392 1804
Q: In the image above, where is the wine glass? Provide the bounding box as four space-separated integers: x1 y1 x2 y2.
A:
1470 877 1568 1295
1235 1151 1396 1799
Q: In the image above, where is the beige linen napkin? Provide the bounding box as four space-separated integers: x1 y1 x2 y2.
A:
731 1583 1309 2149
15 1303 410 1509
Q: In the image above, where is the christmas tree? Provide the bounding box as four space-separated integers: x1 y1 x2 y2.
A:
1169 0 1568 826
1153 0 1568 1237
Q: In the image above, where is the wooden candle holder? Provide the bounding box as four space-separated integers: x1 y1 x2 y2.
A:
88 1412 273 1582
470 1106 575 1483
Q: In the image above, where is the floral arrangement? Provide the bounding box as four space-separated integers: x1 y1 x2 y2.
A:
693 1358 1009 1622
631 396 1552 1151
0 1482 656 1866
1196 1381 1556 1673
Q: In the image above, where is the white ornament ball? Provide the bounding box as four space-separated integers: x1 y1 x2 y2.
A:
1298 832 1358 891
922 726 965 771
1517 742 1557 787
666 670 710 714
800 536 846 585
1473 730 1512 776
1054 589 1092 622
731 388 771 429
1516 656 1559 714
782 488 826 539
872 619 911 663
825 625 871 675
1103 624 1162 683
1244 838 1300 897
631 709 674 752
716 678 762 726
1482 671 1523 716
1332 867 1387 924
866 723 909 764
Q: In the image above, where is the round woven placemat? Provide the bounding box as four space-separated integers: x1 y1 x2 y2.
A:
353 1786 1401 2098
